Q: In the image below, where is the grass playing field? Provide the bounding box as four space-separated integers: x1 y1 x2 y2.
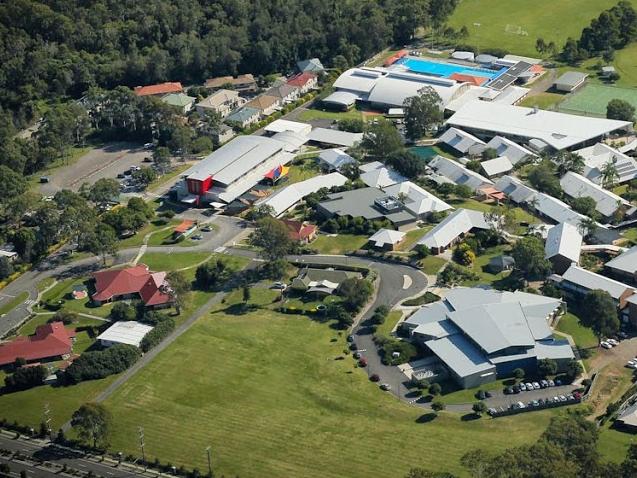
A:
559 83 637 116
447 0 630 57
103 294 563 478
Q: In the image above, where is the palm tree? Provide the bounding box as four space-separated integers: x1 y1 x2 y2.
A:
554 151 585 176
577 217 598 238
601 160 619 189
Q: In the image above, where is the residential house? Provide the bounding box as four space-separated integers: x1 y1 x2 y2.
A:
368 229 406 251
291 267 361 295
196 89 242 118
91 264 173 308
0 322 76 367
212 125 236 145
264 119 312 136
134 82 183 97
161 93 196 114
245 95 280 117
544 222 582 274
415 208 491 254
480 156 514 178
97 321 153 348
287 72 318 94
281 219 317 243
225 107 261 128
265 83 300 104
297 58 324 74
204 74 257 93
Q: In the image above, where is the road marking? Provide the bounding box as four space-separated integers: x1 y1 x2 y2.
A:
214 246 226 253
402 275 412 290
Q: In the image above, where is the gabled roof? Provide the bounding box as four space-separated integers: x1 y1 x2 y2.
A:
384 181 452 216
97 321 153 348
265 83 299 99
287 72 317 87
545 222 582 263
561 265 634 300
485 136 536 164
245 95 279 111
318 149 356 170
162 93 196 107
555 71 588 87
134 82 183 96
307 128 363 147
360 164 406 188
368 228 406 247
605 246 637 274
439 127 485 154
560 171 628 218
446 101 632 150
197 89 239 109
91 264 172 306
428 155 493 191
416 208 489 249
205 74 256 89
281 219 317 241
0 322 75 366
577 142 637 185
226 107 261 123
481 156 513 177
297 58 324 73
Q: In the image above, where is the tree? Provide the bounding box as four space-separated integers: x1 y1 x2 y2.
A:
327 303 354 329
553 151 585 176
88 178 120 205
361 121 403 159
340 161 360 180
429 383 442 395
607 99 635 121
0 256 14 280
242 285 251 303
511 236 552 279
513 368 525 380
561 37 587 64
4 365 47 391
580 289 620 342
452 242 475 266
600 160 620 189
245 204 275 221
153 147 172 173
110 302 137 321
166 271 190 315
571 196 599 219
403 87 443 140
481 148 497 160
385 149 426 178
85 223 118 265
536 38 547 54
250 217 294 261
454 184 473 199
339 277 373 311
528 162 562 197
472 401 487 416
577 216 599 238
195 260 228 290
537 358 558 378
71 403 112 449
0 165 27 204
132 166 157 189
431 401 445 412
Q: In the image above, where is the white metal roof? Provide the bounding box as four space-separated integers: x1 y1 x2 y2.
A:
366 71 464 107
332 68 385 93
307 128 363 147
439 127 485 154
605 246 637 274
428 155 493 191
360 166 405 188
481 156 513 177
486 136 536 164
446 100 632 150
416 208 489 249
383 181 452 215
545 222 582 263
426 334 495 378
317 149 356 169
264 119 312 135
562 265 633 300
321 91 360 107
256 172 347 217
368 228 406 247
577 142 637 185
560 171 628 218
97 321 153 347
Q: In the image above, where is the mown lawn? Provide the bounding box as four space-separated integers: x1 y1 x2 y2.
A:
447 0 627 57
117 219 180 249
311 234 368 255
460 245 511 287
555 312 598 350
298 108 364 122
103 300 562 478
419 256 447 275
374 310 403 340
519 92 564 110
398 227 431 251
35 278 114 319
139 252 212 272
437 378 512 406
274 158 321 190
0 291 29 316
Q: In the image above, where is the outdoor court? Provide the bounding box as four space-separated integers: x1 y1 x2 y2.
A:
559 83 637 116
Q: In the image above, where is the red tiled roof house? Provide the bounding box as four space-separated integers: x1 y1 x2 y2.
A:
91 264 173 309
287 72 318 94
0 322 76 367
281 219 317 243
134 82 183 97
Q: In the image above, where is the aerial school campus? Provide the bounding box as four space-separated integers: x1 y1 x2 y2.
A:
1 1 637 477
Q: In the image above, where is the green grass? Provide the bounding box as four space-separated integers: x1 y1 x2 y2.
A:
555 312 598 350
597 423 637 463
0 376 116 431
103 305 561 478
146 228 198 247
274 158 321 190
447 0 628 57
560 83 637 116
0 291 29 316
139 252 212 272
437 379 512 406
419 256 447 275
448 199 493 213
311 234 368 255
614 43 637 87
298 108 364 122
398 227 431 251
35 277 114 318
117 219 180 249
36 277 56 292
460 245 511 287
147 164 190 192
375 310 403 340
519 92 564 110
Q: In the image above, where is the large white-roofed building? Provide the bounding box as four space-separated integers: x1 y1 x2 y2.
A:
401 288 569 389
97 321 153 348
544 222 582 274
480 156 514 178
560 171 629 221
446 100 633 151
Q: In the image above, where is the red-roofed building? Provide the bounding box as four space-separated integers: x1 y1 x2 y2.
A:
91 264 173 308
134 82 183 97
173 219 197 238
281 219 317 243
0 322 76 367
449 73 488 86
286 72 318 94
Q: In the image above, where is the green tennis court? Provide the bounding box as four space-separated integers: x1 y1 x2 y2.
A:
559 84 637 116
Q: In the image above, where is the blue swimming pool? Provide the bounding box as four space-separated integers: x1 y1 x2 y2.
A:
396 57 504 80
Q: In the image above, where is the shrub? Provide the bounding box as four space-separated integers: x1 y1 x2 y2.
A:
140 318 175 352
63 344 141 384
4 365 47 391
110 302 137 321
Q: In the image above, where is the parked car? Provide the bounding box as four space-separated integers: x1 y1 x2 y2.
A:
547 379 555 387
358 358 368 367
201 226 212 232
346 335 354 343
370 374 380 382
559 395 567 402
555 379 562 386
353 352 361 359
39 176 50 183
540 380 548 388
525 382 534 390
143 156 153 163
512 384 521 394
272 282 287 290
517 401 526 409
504 387 513 395
476 390 486 400
349 343 357 351
600 341 612 349
532 382 540 390
519 383 527 391
484 390 492 398
143 142 155 149
607 338 619 346
191 234 203 240
380 383 391 391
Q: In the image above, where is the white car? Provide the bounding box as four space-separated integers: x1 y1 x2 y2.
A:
607 338 619 346
627 360 636 367
600 341 612 349
630 363 637 369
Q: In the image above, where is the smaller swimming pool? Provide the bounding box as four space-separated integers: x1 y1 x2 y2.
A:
397 58 504 80
409 146 437 161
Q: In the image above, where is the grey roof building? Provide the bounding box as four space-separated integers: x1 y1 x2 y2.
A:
438 127 485 155
556 265 636 305
317 149 357 171
553 71 588 92
605 246 637 284
481 156 514 178
402 288 570 389
297 58 325 73
560 171 628 220
485 136 536 165
487 255 515 273
545 222 582 274
616 402 637 430
307 128 363 147
415 208 490 253
291 267 360 295
577 143 637 185
428 155 493 192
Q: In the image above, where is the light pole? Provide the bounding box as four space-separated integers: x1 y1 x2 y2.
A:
206 446 213 478
138 426 146 469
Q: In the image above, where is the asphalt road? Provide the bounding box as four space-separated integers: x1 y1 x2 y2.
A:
0 431 167 478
